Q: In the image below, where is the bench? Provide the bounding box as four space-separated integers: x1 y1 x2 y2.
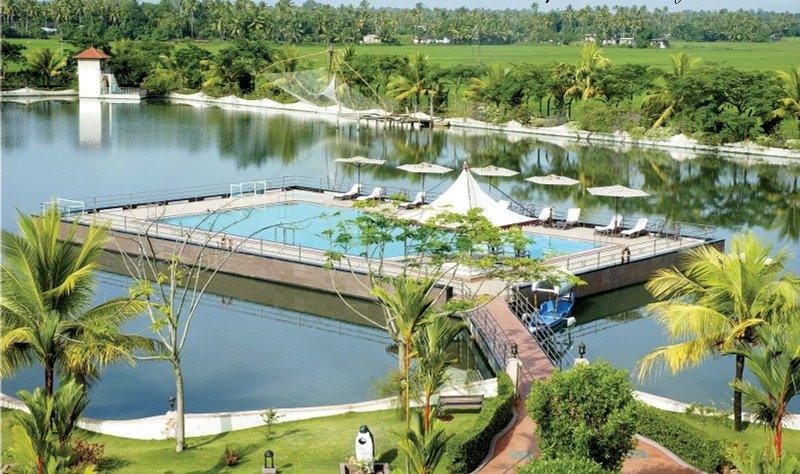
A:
438 395 485 412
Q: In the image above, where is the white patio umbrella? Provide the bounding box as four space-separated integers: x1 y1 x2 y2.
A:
526 174 581 212
587 184 650 216
472 166 520 197
334 156 386 185
396 162 452 192
525 174 580 186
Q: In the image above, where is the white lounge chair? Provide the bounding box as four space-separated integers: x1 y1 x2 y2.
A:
595 214 622 234
399 192 425 209
555 208 581 229
531 207 554 226
356 187 385 201
333 183 361 200
620 218 649 238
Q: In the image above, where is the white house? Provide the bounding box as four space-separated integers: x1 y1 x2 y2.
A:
361 34 381 44
650 38 670 49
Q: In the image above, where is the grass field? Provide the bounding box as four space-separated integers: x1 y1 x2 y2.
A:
1 408 478 472
2 405 799 472
7 37 800 72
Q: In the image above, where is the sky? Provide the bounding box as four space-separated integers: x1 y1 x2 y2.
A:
318 0 800 12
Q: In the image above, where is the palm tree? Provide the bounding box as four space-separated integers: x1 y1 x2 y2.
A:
638 232 800 430
770 67 800 132
1 208 151 395
398 414 450 474
26 48 68 88
371 275 435 428
642 53 699 129
8 379 88 474
730 323 800 459
414 316 465 433
387 53 438 116
564 42 609 101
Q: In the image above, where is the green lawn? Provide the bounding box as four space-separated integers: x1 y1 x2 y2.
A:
6 37 800 72
1 408 478 472
670 410 800 457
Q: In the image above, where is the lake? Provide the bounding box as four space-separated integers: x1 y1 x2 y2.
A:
3 98 799 415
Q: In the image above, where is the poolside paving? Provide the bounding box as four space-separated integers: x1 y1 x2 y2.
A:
479 296 699 473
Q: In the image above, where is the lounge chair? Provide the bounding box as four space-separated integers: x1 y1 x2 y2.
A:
595 214 622 234
555 208 581 229
356 187 385 201
620 218 649 238
333 183 361 200
531 207 554 226
399 192 425 209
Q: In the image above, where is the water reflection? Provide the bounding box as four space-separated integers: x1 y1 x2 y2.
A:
3 100 800 411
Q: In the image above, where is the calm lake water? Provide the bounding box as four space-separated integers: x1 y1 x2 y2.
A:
3 99 800 415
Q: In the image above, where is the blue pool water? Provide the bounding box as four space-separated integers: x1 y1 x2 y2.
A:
160 201 599 259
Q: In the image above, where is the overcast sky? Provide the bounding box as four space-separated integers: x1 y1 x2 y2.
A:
319 0 800 12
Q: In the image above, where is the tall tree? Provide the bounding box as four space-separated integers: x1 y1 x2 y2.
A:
638 232 800 430
1 208 151 395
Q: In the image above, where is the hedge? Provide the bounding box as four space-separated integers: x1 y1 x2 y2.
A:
446 373 516 473
637 404 726 473
518 456 610 474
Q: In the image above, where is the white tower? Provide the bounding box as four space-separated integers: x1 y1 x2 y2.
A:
75 47 109 98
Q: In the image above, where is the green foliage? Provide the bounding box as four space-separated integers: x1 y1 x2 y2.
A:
446 373 515 473
398 414 451 474
575 100 642 133
261 408 281 441
70 439 105 470
637 405 726 473
518 456 609 474
10 379 90 472
731 446 800 474
526 361 638 471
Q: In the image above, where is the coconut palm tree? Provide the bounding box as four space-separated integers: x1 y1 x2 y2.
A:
371 275 436 428
387 53 438 116
730 322 800 459
638 232 800 430
8 379 88 474
564 42 609 101
1 208 151 395
770 67 800 132
414 316 466 433
26 48 68 88
642 53 700 129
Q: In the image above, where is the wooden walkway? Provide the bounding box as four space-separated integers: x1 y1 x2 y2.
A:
479 297 698 473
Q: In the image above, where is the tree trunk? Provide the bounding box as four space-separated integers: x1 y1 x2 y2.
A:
775 408 784 459
734 353 744 431
45 364 54 396
173 360 186 452
423 391 432 434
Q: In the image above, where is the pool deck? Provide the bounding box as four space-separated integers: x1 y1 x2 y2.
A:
76 187 715 298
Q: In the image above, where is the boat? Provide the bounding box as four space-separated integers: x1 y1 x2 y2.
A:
524 280 576 336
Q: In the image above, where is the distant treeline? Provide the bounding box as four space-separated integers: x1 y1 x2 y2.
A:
2 0 799 45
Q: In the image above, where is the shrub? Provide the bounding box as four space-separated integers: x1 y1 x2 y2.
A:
526 361 638 471
70 439 104 469
574 101 642 133
446 373 515 473
518 456 609 474
637 405 725 473
222 446 240 466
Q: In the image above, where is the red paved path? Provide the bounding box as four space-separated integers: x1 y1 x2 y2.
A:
479 297 697 473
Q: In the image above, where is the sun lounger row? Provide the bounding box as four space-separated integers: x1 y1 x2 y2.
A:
333 186 427 208
530 207 581 228
595 215 649 237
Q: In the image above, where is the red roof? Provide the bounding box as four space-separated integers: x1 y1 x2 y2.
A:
73 47 109 60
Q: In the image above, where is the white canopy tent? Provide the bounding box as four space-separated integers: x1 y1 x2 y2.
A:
402 167 533 228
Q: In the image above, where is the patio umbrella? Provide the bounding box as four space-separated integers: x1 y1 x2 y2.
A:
587 184 650 216
525 174 580 186
334 156 386 185
472 166 520 197
396 162 452 192
526 174 581 211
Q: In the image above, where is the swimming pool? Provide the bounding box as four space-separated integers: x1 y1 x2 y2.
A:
160 201 600 259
